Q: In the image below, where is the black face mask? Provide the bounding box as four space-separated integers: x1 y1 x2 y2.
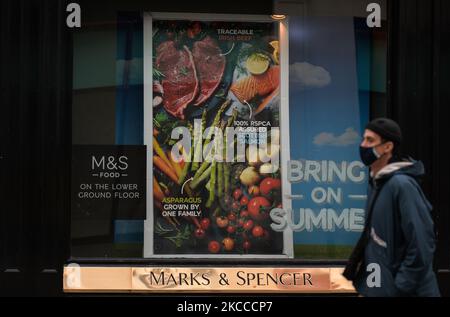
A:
359 143 385 166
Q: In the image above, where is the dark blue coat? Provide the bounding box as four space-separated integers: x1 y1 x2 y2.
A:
354 160 440 297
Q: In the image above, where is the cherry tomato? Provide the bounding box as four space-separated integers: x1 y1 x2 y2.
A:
195 228 206 239
233 189 243 201
222 237 235 251
232 201 240 212
187 28 195 39
227 212 237 222
247 196 271 221
243 219 254 231
192 22 201 35
226 225 236 234
208 240 221 253
237 219 245 227
243 240 251 250
260 177 281 197
248 185 260 196
216 216 229 228
240 196 249 206
200 218 211 230
252 225 264 238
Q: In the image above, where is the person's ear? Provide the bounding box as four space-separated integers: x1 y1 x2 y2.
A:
385 141 394 154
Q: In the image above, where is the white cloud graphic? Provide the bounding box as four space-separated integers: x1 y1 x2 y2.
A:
313 127 360 147
290 62 331 89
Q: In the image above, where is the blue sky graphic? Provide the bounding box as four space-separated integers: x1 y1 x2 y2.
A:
288 16 370 246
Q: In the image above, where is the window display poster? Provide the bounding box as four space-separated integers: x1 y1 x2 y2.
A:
147 18 286 256
288 16 370 259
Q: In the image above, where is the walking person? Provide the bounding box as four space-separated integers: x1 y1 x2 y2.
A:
343 118 440 297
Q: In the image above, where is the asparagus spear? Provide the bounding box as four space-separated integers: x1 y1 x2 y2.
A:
193 101 231 180
204 99 231 146
217 161 223 200
206 160 217 208
224 109 238 195
193 141 215 179
190 164 212 190
178 123 193 184
191 109 207 172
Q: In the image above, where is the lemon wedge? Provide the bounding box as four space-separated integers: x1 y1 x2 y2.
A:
273 49 280 64
269 41 279 50
246 53 270 75
270 41 280 64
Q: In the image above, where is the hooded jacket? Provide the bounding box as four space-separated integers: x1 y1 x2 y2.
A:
353 159 440 297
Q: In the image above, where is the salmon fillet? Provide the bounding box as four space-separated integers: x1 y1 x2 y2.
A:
230 76 257 103
254 66 280 96
230 66 280 103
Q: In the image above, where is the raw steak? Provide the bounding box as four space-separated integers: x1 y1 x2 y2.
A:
191 36 226 106
155 41 199 119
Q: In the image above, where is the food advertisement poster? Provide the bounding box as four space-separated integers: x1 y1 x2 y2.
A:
145 15 289 257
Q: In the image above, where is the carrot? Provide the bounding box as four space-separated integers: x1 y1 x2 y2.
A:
153 136 172 169
153 176 165 202
168 151 183 179
159 181 170 197
154 155 179 184
153 127 159 137
255 87 280 115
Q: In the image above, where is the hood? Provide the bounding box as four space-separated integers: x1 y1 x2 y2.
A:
374 158 425 182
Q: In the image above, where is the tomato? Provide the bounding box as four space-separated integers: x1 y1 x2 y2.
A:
194 228 206 239
226 225 236 234
200 218 211 230
247 196 271 221
187 28 195 39
237 218 245 227
243 240 251 250
227 212 237 222
248 185 260 196
192 22 201 35
222 237 235 251
252 225 264 238
233 189 243 201
231 201 240 212
208 241 221 253
216 216 229 228
240 196 249 206
243 219 254 231
259 178 281 197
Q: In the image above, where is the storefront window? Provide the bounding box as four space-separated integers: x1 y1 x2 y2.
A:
287 1 387 259
71 1 387 260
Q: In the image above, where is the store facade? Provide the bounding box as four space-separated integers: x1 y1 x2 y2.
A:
0 0 449 296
